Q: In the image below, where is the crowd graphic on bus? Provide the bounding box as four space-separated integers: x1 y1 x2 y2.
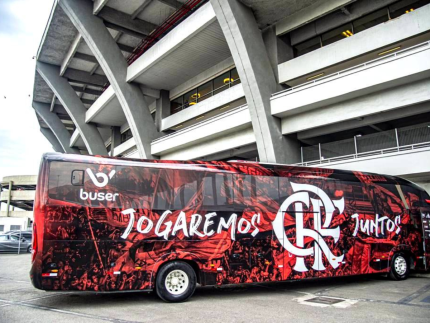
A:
42 213 153 291
217 237 284 284
42 208 289 290
36 159 426 291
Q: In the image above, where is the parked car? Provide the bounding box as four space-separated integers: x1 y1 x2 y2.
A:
0 234 32 253
5 230 33 241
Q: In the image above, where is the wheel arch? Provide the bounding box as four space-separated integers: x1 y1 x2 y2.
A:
150 252 203 288
389 244 415 269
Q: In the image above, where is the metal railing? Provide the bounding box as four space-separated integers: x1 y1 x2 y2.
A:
171 78 242 114
152 104 249 144
299 123 430 166
271 40 430 99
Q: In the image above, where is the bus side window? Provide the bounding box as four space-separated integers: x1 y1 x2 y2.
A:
400 185 421 211
401 185 423 227
184 180 198 208
255 176 279 211
153 169 174 211
233 174 255 208
71 170 84 186
48 161 91 203
279 177 291 204
173 177 198 210
370 183 404 216
215 173 233 208
202 175 216 208
115 166 156 209
347 180 376 214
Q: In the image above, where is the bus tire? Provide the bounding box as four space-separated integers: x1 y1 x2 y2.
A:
156 261 196 302
389 253 409 280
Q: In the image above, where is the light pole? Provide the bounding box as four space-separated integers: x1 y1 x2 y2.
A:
6 181 13 217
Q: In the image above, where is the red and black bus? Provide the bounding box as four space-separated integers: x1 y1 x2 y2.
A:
30 153 430 302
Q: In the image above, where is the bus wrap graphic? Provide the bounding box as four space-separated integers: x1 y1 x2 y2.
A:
273 182 344 272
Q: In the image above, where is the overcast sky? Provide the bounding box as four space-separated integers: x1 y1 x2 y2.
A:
0 0 55 181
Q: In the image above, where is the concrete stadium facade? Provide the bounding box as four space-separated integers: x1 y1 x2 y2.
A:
32 0 430 193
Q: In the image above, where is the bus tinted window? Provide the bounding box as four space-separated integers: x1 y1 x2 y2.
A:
48 161 88 203
233 174 255 209
347 181 375 214
173 174 198 210
115 165 158 209
152 170 236 211
153 169 174 211
279 177 290 204
202 175 216 207
255 176 279 211
215 173 233 208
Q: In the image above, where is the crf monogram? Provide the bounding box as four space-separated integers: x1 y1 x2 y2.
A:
272 183 344 272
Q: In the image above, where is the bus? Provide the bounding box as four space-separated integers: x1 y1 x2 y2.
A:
30 153 430 302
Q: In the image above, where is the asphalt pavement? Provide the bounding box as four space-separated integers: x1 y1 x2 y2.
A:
1 254 430 323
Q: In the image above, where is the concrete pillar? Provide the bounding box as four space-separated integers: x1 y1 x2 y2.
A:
110 126 121 156
40 127 64 153
33 102 80 154
210 0 300 164
155 90 170 132
36 62 107 156
6 181 12 217
59 0 159 159
262 25 293 90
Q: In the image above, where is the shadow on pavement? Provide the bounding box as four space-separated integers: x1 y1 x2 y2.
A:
32 273 404 305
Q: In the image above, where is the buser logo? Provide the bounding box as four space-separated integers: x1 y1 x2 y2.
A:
79 169 118 202
86 169 116 188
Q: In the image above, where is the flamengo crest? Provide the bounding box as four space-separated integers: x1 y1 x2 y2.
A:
272 182 344 272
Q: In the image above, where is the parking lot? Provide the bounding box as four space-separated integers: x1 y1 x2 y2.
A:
0 254 429 323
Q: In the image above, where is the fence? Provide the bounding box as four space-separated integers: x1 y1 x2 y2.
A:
300 123 430 165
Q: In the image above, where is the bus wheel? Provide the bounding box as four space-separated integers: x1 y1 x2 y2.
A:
156 261 196 302
389 253 409 280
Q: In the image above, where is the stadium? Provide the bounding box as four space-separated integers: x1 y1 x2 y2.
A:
32 0 430 192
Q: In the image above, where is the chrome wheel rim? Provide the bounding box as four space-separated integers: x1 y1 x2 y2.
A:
165 269 189 295
394 256 407 276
